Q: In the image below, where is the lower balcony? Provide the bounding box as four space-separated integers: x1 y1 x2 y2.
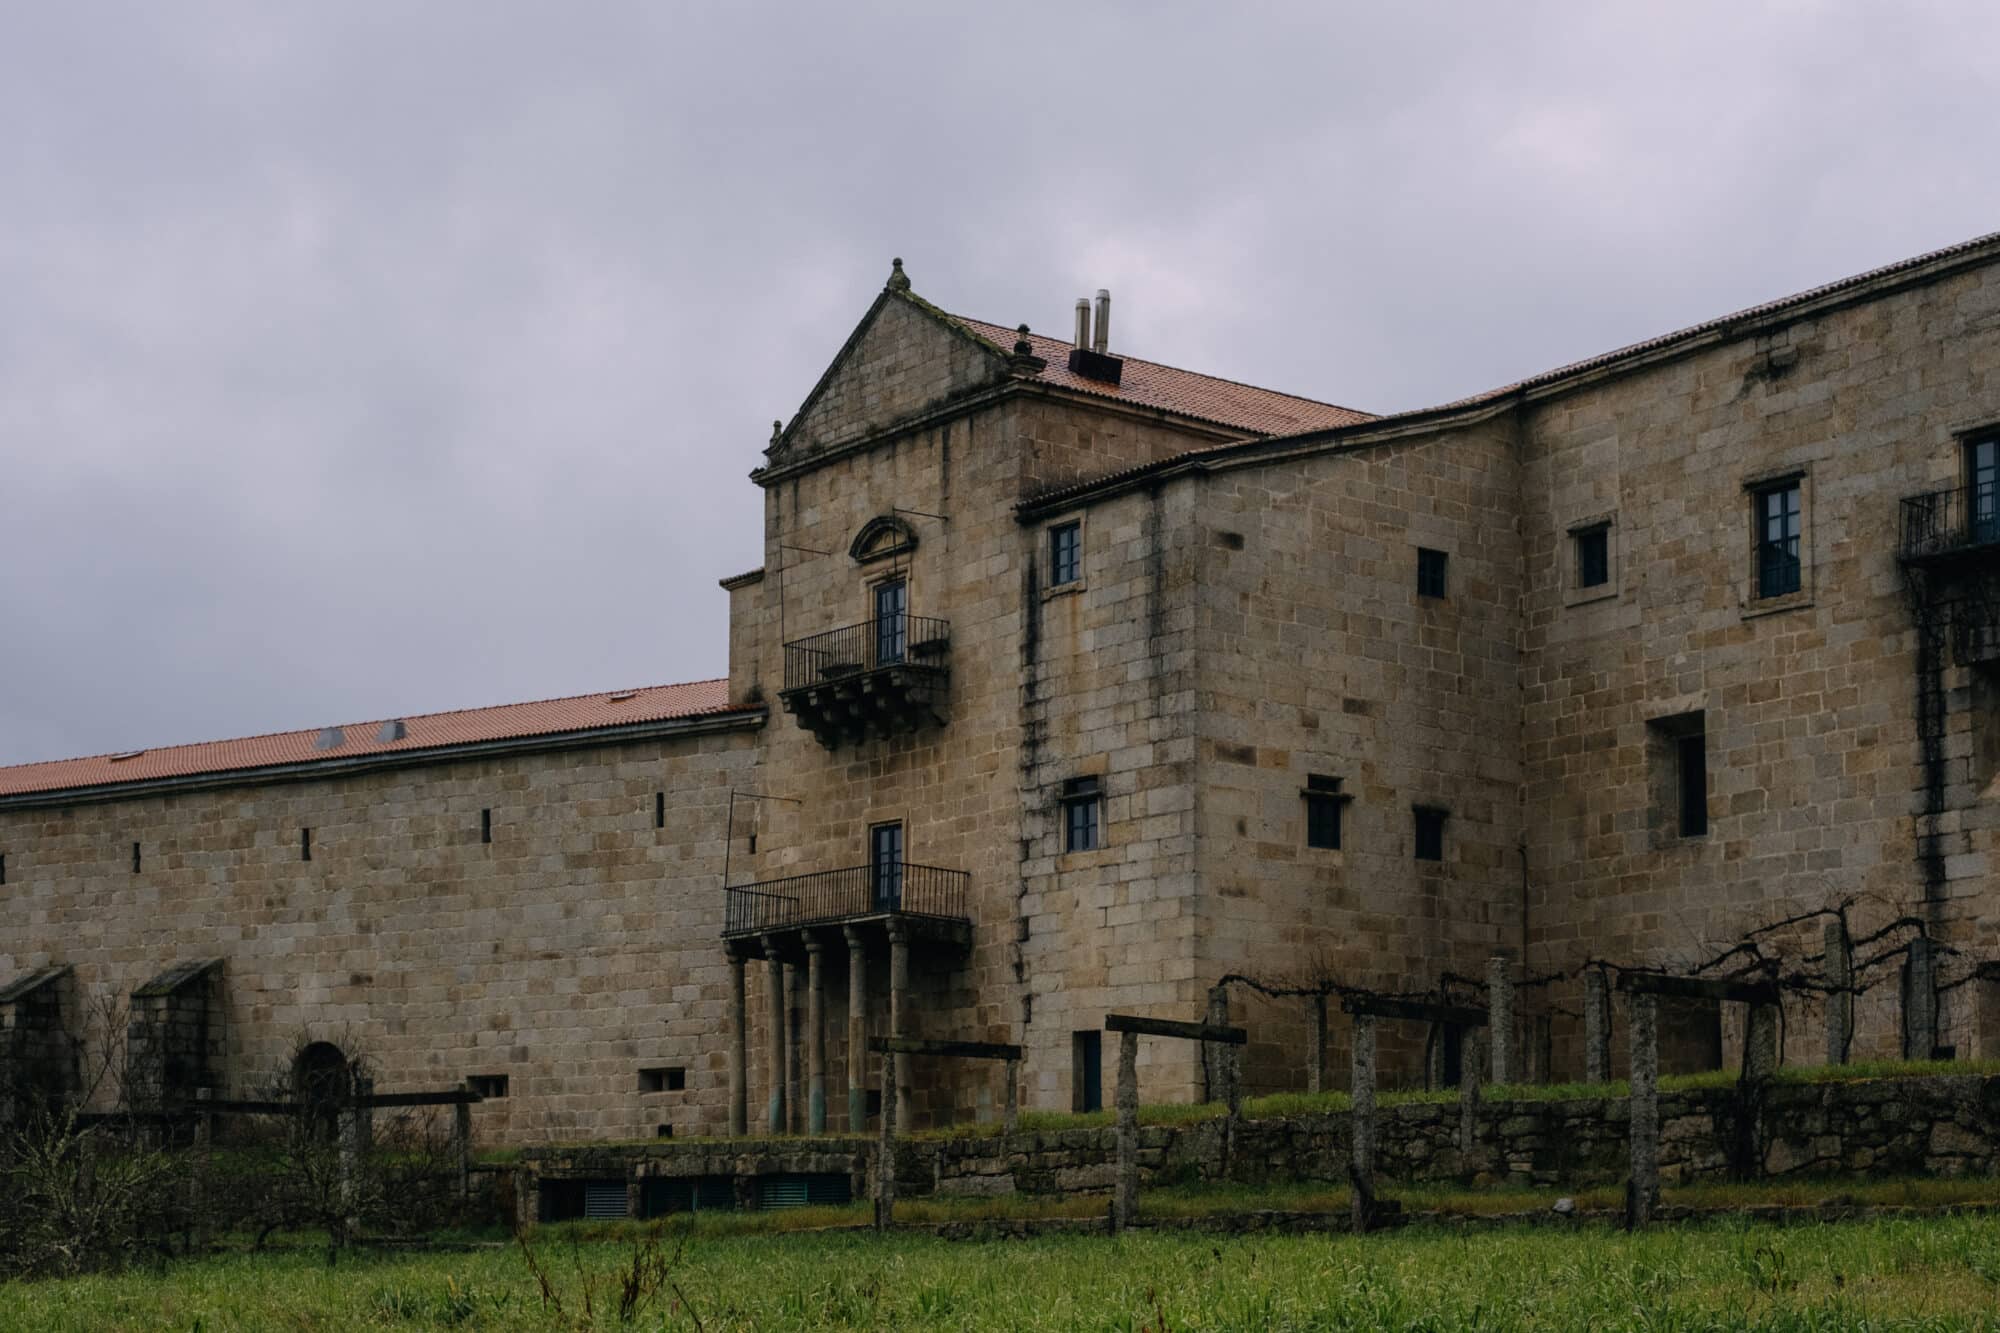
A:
721 862 971 952
779 615 948 748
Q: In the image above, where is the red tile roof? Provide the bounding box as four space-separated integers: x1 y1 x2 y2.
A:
0 678 752 799
949 315 1373 437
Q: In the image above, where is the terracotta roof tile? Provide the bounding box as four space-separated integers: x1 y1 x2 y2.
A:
0 678 751 799
948 315 1372 437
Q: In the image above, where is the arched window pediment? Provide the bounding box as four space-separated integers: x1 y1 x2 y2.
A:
849 515 918 565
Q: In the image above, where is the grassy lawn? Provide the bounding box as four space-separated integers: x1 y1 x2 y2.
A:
6 1212 2000 1330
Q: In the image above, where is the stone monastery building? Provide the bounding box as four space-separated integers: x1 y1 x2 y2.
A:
5 235 2000 1146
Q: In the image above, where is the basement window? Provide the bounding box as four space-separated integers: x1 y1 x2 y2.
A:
1416 547 1449 599
1413 806 1447 862
1303 775 1347 850
468 1074 509 1099
1062 777 1102 852
638 1066 686 1093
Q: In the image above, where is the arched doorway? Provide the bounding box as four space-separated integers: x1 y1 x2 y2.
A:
294 1041 352 1141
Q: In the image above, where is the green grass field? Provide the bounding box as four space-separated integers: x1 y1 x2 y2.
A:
7 1212 2000 1331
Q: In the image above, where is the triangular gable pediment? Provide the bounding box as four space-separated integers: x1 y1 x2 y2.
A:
768 281 1011 467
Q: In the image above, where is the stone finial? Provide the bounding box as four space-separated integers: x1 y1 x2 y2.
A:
886 257 911 292
1014 324 1032 356
770 420 783 446
1007 322 1047 375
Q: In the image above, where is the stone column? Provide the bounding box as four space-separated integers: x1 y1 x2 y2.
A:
1824 920 1853 1066
727 952 747 1136
1306 993 1327 1094
1487 955 1515 1086
874 1046 896 1231
764 949 787 1135
191 1087 213 1252
844 926 868 1132
1458 1027 1483 1159
1628 993 1659 1228
1975 967 2000 1062
1003 1057 1020 1134
1583 968 1612 1083
1112 1028 1140 1232
1349 1012 1376 1234
1745 1000 1780 1080
888 923 913 1130
805 935 827 1136
1902 936 1938 1060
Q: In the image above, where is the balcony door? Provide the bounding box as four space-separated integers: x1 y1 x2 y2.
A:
1970 436 1999 543
873 579 907 666
869 821 904 911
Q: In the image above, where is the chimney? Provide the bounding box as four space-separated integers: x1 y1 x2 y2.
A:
1065 286 1124 385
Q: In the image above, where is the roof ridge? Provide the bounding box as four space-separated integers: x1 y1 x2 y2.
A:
950 313 1372 418
0 676 733 776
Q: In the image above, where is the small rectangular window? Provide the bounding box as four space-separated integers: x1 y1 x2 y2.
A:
1 853 7 886
1072 1030 1103 1113
480 808 492 844
1967 436 1999 543
1575 526 1610 589
639 1067 686 1093
132 842 141 874
1677 732 1708 837
1413 806 1447 862
301 828 312 862
1303 775 1345 850
1754 481 1802 598
1416 547 1449 599
1050 521 1082 586
655 792 665 828
1062 777 1102 852
468 1074 509 1099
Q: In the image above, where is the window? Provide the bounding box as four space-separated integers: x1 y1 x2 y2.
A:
639 1067 686 1093
1968 436 1999 543
1062 777 1102 852
869 822 904 909
1413 806 1447 862
1676 732 1708 837
1416 547 1449 599
655 791 666 829
1575 525 1610 589
1648 711 1707 840
301 828 312 862
480 808 492 843
468 1074 509 1099
873 579 907 665
1072 1031 1103 1112
1303 775 1346 850
1049 521 1082 587
1754 481 1802 598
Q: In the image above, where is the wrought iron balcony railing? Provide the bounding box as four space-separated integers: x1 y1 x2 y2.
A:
722 862 970 937
1900 484 2000 563
780 615 949 695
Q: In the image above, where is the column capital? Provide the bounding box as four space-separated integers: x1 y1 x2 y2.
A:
886 920 910 945
843 924 867 950
804 931 824 956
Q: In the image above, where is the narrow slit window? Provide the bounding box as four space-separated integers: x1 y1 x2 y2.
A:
1413 807 1447 862
1050 521 1082 586
0 853 7 886
655 792 666 829
132 842 141 874
1062 777 1102 852
301 828 312 862
1303 775 1347 850
480 808 492 844
1677 732 1709 837
1416 547 1449 599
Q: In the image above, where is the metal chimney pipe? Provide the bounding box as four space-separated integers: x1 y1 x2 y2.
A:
1074 298 1091 349
1093 289 1111 353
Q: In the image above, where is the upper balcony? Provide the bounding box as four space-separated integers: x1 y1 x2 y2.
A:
721 862 972 953
1899 484 2000 567
779 614 949 748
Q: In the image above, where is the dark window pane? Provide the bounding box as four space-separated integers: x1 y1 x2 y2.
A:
1065 794 1100 851
1576 528 1610 588
1416 547 1448 599
870 823 904 907
1306 793 1342 849
873 581 907 664
1755 484 1802 598
1413 808 1446 862
1050 523 1081 586
1969 438 1999 541
1677 733 1708 837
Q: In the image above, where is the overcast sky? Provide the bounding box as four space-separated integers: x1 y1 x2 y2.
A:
4 2 1997 766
